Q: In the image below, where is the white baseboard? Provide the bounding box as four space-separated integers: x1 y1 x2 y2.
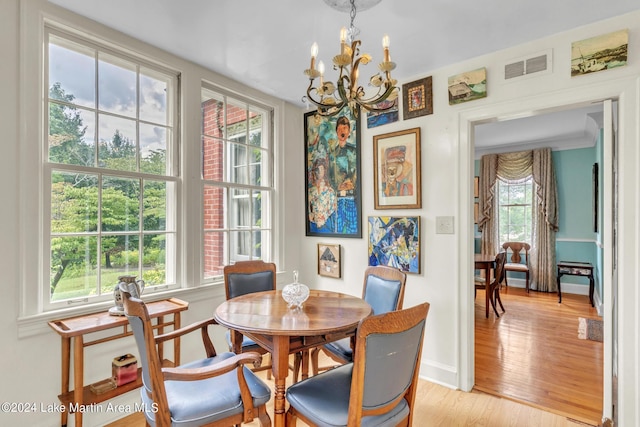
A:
504 278 590 295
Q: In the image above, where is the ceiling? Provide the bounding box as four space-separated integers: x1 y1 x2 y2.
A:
47 0 635 150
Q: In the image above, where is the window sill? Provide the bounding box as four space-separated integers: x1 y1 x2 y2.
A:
17 283 226 339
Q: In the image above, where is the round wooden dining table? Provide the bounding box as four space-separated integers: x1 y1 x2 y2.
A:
215 289 372 427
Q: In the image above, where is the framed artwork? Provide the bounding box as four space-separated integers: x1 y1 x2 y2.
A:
448 67 487 105
571 29 628 77
368 216 420 274
402 76 433 120
304 106 362 238
317 243 341 278
366 99 399 129
474 176 479 198
592 163 599 233
373 127 422 209
474 202 479 224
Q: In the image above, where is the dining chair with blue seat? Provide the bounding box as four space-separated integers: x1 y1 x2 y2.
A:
309 265 407 376
223 260 278 379
224 260 304 382
120 283 272 427
286 302 430 427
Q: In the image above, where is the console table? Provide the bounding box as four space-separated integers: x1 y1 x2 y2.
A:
48 298 188 427
556 261 594 306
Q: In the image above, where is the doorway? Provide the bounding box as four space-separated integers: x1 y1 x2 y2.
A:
469 100 617 424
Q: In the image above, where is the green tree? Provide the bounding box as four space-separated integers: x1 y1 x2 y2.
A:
48 83 93 169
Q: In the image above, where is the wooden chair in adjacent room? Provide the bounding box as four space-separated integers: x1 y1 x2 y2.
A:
286 302 430 427
120 284 271 427
475 251 507 317
502 241 531 292
309 265 407 376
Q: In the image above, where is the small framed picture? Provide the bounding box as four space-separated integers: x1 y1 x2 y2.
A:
373 128 422 209
474 202 479 224
402 76 433 120
317 243 341 278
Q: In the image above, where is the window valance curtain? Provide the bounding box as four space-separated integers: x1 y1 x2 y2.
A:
477 148 559 292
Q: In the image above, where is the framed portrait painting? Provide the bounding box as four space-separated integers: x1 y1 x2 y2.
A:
317 243 341 278
304 106 362 238
373 128 421 209
368 216 420 274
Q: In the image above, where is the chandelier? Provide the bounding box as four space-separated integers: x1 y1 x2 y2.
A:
303 0 398 117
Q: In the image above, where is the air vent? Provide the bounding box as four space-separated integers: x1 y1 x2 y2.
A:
504 50 552 81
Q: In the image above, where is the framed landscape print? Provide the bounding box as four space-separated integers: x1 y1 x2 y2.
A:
448 67 487 105
571 29 628 77
304 106 362 238
368 216 420 274
402 76 433 120
373 128 421 209
317 243 341 278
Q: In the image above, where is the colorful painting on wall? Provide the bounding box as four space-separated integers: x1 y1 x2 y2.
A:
373 128 422 209
448 67 487 105
571 29 628 77
402 76 433 120
368 216 420 274
304 106 362 238
366 99 399 129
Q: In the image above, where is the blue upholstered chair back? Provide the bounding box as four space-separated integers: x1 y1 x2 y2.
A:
363 274 402 315
224 261 276 301
227 270 275 299
127 313 154 396
361 266 406 315
362 319 426 409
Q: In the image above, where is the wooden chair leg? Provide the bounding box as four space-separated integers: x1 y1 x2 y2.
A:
310 347 321 376
266 353 272 380
525 271 530 293
495 288 505 313
490 288 500 317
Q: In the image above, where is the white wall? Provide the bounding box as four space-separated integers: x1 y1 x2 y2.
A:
1 0 638 425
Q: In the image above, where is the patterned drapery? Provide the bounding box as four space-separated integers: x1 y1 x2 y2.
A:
478 148 558 291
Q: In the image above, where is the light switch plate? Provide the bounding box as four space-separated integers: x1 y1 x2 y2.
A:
436 216 454 234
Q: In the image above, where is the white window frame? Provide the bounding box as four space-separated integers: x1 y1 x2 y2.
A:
200 84 274 282
17 6 282 330
497 176 534 246
42 26 181 311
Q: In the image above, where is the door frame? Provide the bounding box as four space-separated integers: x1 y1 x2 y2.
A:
457 78 637 423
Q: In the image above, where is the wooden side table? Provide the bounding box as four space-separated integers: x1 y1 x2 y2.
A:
48 298 188 427
556 261 594 306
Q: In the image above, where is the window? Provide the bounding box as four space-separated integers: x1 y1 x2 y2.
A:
45 29 179 309
497 177 533 244
201 87 273 279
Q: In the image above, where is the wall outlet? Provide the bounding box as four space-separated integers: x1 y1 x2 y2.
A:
436 216 455 234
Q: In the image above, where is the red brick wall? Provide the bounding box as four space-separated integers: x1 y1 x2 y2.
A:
201 100 253 277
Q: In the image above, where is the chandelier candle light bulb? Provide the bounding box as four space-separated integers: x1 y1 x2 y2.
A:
310 42 318 71
318 60 325 85
382 34 390 62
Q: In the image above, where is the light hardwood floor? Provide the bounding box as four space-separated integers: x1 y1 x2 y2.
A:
108 288 601 427
108 372 590 427
474 285 603 426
